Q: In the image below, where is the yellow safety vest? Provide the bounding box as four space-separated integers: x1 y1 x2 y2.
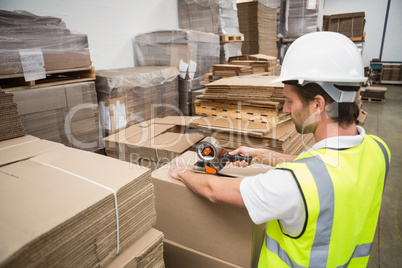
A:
258 135 390 267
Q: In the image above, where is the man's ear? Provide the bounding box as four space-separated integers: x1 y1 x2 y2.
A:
314 95 326 113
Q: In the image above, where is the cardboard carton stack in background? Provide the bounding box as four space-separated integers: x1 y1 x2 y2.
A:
237 1 278 57
0 136 164 267
323 12 365 39
133 30 220 116
177 0 244 63
0 10 92 78
380 63 402 84
95 66 180 136
11 81 102 152
103 116 205 170
228 54 280 76
195 74 285 126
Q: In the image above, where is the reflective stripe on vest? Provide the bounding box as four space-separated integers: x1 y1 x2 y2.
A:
265 136 390 267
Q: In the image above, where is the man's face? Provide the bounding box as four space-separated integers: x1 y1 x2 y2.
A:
283 84 319 134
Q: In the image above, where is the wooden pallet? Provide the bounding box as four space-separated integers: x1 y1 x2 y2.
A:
220 34 244 43
361 97 386 103
0 66 96 92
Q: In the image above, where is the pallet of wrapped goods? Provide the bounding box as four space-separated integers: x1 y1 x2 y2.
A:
95 66 180 136
0 10 92 82
279 0 318 38
178 0 241 35
0 139 159 268
10 81 102 152
133 30 220 80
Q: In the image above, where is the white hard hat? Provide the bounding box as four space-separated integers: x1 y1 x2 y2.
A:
272 32 367 102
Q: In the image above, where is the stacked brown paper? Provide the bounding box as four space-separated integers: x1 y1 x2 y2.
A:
10 82 102 151
0 144 158 268
229 54 280 76
189 117 314 155
103 116 205 170
0 90 26 141
237 1 278 57
195 74 285 125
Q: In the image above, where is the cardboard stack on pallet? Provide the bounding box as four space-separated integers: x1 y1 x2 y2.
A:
0 135 164 268
323 12 366 40
237 1 278 57
380 63 402 84
360 86 387 103
228 54 280 75
177 0 244 63
0 10 93 85
133 30 220 116
0 10 102 152
95 66 180 136
196 74 285 126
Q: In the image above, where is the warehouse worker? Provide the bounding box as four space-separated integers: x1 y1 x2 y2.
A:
169 31 390 267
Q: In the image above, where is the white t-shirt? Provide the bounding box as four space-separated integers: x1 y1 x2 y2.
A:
239 126 366 236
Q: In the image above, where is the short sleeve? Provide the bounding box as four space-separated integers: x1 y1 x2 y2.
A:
240 168 306 236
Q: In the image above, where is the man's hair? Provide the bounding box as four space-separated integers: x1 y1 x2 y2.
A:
292 82 360 126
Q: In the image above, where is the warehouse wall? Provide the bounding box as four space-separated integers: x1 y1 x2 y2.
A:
318 0 402 66
1 0 400 70
0 0 179 71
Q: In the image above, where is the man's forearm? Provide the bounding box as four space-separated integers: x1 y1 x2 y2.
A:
175 169 245 207
255 148 297 166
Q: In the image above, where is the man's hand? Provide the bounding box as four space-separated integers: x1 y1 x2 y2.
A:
169 163 192 181
227 146 257 167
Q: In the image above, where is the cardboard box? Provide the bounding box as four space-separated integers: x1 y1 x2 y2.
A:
164 239 243 268
104 116 205 166
0 143 156 267
106 229 164 268
151 151 268 267
0 135 63 167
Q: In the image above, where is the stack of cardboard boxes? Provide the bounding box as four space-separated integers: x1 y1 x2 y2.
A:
237 1 278 57
103 116 205 171
0 135 164 267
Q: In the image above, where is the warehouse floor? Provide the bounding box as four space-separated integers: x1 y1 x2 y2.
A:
363 85 402 267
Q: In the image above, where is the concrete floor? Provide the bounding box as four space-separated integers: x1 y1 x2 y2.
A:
362 85 402 267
